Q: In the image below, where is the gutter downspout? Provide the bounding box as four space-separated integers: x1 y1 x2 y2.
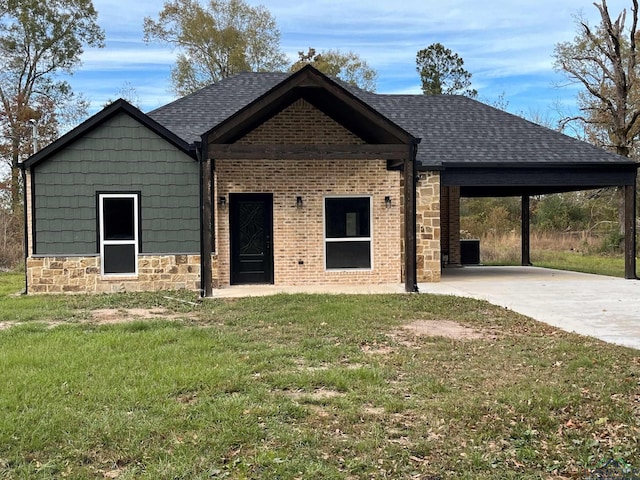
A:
195 141 204 296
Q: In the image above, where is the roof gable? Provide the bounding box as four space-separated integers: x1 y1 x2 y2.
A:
205 65 415 145
23 99 196 169
237 97 366 145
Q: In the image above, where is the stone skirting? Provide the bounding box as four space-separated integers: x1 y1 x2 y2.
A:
27 254 207 294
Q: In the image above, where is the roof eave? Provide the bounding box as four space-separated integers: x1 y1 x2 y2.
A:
441 161 638 169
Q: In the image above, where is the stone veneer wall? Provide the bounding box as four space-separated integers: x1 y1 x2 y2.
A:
26 254 211 294
416 172 441 282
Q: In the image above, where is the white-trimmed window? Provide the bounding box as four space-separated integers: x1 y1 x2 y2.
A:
99 193 139 276
324 196 372 270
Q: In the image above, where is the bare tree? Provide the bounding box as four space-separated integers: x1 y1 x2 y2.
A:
554 0 640 158
0 0 104 211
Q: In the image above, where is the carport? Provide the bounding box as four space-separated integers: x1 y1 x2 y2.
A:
409 96 640 279
440 162 638 278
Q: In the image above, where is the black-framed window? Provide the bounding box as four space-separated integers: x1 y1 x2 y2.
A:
324 197 372 270
99 193 139 276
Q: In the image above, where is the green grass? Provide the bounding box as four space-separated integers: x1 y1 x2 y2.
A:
480 250 635 278
1 272 640 478
531 250 633 278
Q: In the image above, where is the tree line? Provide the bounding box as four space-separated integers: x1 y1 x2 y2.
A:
0 0 638 268
0 0 478 214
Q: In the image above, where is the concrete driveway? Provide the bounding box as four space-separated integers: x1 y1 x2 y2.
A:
419 266 640 350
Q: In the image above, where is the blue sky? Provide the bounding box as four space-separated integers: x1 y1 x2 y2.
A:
63 0 632 124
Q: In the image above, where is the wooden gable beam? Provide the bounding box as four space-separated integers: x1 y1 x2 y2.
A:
208 143 409 160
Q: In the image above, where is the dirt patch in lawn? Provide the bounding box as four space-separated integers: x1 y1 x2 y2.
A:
0 308 198 331
402 320 491 339
388 320 499 347
282 388 345 401
89 308 197 324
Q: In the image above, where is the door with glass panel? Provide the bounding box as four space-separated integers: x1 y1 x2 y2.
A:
229 193 273 284
99 193 139 276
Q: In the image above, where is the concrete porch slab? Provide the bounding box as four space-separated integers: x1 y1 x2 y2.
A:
208 283 406 297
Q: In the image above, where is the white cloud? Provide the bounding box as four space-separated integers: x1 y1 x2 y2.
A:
66 0 635 119
80 46 176 69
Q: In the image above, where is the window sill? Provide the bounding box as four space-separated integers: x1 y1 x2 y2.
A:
101 274 139 280
325 268 373 273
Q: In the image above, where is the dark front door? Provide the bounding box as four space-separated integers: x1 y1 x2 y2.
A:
229 193 274 285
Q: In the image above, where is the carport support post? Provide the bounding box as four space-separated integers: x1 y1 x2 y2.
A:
624 184 637 279
521 195 532 266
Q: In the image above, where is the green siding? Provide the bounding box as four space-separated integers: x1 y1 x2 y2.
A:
33 113 200 255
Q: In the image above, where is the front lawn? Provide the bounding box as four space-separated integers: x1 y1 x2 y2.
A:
1 273 639 479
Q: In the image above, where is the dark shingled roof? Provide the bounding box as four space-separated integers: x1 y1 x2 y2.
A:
148 72 289 146
366 94 638 168
148 71 636 169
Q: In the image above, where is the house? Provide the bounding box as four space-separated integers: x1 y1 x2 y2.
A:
21 66 638 295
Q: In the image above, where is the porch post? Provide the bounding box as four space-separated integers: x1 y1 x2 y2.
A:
200 140 214 296
404 141 419 293
521 195 532 266
624 184 637 279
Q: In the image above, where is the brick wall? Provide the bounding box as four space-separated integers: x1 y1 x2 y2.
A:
214 99 402 286
440 185 461 265
216 159 401 286
237 98 365 145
